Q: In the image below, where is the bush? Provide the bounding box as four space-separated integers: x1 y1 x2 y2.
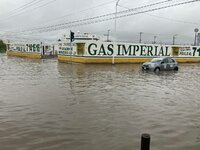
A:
0 40 6 53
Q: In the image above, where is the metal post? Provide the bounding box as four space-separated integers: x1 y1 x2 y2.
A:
70 40 72 63
113 0 120 65
40 42 43 56
70 31 72 63
141 133 150 150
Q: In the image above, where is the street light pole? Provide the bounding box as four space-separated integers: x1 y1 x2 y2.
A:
114 0 120 39
113 0 120 65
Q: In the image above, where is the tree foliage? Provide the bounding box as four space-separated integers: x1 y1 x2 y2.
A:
0 40 6 52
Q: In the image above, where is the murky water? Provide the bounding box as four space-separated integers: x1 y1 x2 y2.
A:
0 53 200 150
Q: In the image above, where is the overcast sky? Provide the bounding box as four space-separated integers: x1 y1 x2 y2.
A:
0 0 200 44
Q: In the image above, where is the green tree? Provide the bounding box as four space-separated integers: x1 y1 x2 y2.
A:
0 40 6 53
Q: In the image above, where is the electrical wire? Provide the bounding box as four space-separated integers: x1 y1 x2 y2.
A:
0 0 39 17
16 0 199 34
2 0 200 42
40 0 116 25
0 0 46 19
0 0 57 21
118 3 199 26
18 0 176 33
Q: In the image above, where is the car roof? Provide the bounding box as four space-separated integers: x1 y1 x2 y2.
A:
153 57 174 59
152 57 164 60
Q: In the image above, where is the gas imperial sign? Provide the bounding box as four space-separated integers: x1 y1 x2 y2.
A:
85 42 171 57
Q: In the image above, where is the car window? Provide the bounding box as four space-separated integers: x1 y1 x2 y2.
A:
168 58 175 63
151 58 162 63
163 58 168 63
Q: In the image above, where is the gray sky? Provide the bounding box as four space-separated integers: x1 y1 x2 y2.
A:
0 0 200 44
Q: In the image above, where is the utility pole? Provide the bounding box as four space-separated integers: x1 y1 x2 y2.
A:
153 36 157 44
173 34 177 45
197 33 200 46
104 29 111 42
113 0 120 65
139 32 142 43
194 28 199 46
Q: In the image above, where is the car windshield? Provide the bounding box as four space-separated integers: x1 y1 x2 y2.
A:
151 58 162 63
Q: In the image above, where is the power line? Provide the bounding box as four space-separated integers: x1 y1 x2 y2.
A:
40 0 116 25
143 13 200 25
0 0 116 33
0 0 46 19
1 0 175 32
118 2 200 25
3 0 200 36
27 0 200 34
18 0 176 33
0 0 39 17
0 0 57 21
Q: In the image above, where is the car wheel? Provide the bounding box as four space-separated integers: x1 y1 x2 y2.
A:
154 67 160 72
174 67 178 71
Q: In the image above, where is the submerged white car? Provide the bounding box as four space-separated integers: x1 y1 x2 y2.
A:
142 57 178 72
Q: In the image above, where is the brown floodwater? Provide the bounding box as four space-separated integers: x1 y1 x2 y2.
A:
0 53 200 150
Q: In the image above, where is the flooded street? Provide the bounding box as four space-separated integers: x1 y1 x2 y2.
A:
0 53 200 150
